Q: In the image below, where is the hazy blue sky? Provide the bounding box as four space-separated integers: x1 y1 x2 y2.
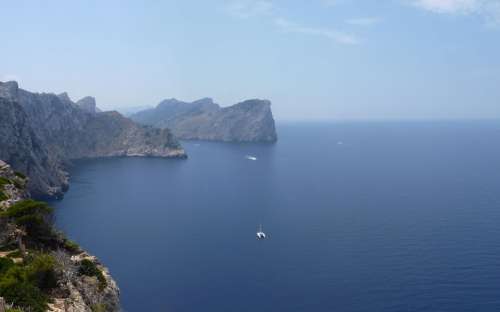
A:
1 0 500 120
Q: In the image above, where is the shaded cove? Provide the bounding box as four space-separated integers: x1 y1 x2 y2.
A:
52 121 500 312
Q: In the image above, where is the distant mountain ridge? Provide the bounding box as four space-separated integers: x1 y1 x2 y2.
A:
118 105 154 117
130 98 277 142
0 81 185 198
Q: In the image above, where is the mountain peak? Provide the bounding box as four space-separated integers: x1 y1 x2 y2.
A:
57 92 73 104
158 98 183 108
76 96 100 114
192 97 214 105
0 81 19 99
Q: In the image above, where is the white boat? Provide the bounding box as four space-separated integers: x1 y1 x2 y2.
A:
256 224 266 239
246 155 258 161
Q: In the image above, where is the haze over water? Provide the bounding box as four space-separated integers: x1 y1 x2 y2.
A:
53 121 500 312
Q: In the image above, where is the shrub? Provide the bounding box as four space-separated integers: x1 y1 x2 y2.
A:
0 257 14 275
63 239 80 253
12 180 23 189
14 171 26 179
0 177 10 186
78 259 99 276
0 254 58 312
0 278 48 312
79 259 107 291
2 200 54 243
2 200 53 220
0 190 7 201
91 303 107 312
25 254 58 291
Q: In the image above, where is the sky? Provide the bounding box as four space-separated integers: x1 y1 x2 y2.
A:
1 0 500 120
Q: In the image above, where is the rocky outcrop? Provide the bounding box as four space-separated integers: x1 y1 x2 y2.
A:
0 81 186 198
0 160 29 210
47 251 120 312
0 160 120 311
130 98 278 142
76 96 101 114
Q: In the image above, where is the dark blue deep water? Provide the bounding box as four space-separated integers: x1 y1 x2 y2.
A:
52 121 500 312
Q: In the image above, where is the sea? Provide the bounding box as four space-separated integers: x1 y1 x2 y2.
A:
52 121 500 312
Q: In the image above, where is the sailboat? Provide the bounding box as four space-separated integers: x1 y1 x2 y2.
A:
256 224 266 240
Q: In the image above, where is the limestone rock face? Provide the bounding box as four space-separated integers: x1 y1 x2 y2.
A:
0 160 29 209
57 92 74 106
0 95 68 198
131 98 278 142
76 96 101 114
0 81 186 198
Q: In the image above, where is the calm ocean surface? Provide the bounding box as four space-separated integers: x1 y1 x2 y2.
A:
52 121 500 312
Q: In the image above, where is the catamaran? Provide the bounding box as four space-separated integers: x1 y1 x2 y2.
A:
256 224 266 239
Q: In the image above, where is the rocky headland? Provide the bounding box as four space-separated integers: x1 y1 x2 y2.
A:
130 98 278 142
0 81 186 199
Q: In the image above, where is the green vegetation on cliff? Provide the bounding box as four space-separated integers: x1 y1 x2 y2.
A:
0 190 6 202
0 177 10 186
0 254 57 312
0 200 58 311
0 160 119 311
0 198 116 311
2 200 55 247
14 172 26 179
79 258 108 291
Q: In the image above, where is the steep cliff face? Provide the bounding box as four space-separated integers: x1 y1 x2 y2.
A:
75 96 101 114
131 98 278 142
0 160 120 312
68 111 185 159
0 81 186 198
0 94 68 199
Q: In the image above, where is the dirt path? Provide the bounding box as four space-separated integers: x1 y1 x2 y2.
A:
0 250 22 263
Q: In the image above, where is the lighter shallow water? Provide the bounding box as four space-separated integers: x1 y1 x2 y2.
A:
53 121 500 312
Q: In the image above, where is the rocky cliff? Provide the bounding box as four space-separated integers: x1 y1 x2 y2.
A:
130 98 278 142
0 81 186 198
0 160 120 312
0 93 68 199
75 96 101 114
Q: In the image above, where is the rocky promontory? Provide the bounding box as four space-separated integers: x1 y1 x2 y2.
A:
0 81 186 198
130 98 278 142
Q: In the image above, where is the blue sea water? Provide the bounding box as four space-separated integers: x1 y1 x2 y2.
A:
52 121 500 312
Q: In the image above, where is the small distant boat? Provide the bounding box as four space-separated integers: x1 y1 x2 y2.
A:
256 224 267 240
246 155 258 161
